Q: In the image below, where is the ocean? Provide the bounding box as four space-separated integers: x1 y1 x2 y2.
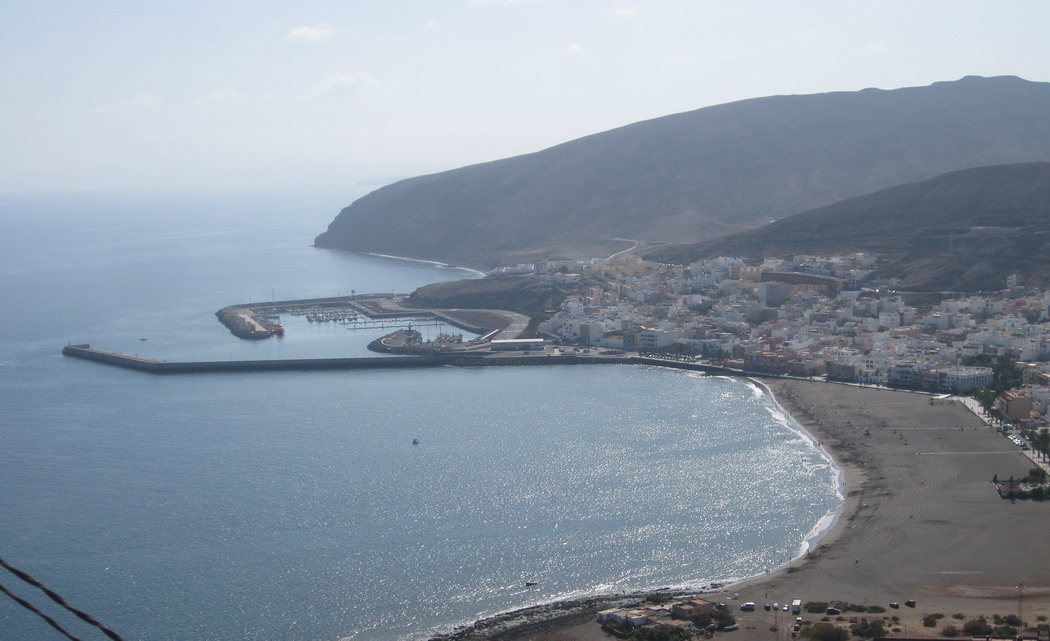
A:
0 191 841 641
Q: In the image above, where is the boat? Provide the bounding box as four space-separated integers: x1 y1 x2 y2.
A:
525 581 538 587
412 438 419 445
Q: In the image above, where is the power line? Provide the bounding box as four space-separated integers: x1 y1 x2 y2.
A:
0 581 84 641
0 556 125 641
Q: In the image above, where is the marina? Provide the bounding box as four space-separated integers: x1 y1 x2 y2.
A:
214 295 511 341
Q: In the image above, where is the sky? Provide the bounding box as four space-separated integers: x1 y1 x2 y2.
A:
3 0 1050 196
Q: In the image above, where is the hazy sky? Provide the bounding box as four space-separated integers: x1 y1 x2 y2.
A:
3 0 1049 195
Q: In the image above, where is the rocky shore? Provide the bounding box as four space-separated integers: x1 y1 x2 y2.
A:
215 305 280 339
427 591 698 641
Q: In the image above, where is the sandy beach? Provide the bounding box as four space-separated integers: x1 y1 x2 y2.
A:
436 379 1050 641
708 379 1050 638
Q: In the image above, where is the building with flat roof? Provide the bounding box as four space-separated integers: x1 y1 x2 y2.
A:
490 338 546 351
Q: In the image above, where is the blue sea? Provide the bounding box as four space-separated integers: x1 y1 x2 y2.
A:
0 191 841 641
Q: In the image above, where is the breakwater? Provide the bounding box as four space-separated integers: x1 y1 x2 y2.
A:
62 344 463 373
62 344 750 376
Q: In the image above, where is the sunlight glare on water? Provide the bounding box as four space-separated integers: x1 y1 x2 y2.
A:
0 193 842 641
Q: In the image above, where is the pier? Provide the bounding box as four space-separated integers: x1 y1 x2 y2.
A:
61 344 757 376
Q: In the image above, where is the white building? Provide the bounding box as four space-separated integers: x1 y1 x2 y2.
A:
639 328 677 350
941 366 993 392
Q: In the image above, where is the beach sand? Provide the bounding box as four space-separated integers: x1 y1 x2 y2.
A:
438 379 1050 641
711 379 1050 639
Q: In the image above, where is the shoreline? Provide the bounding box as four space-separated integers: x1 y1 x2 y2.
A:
752 378 866 568
749 378 855 562
427 376 1049 641
344 248 488 278
424 375 862 641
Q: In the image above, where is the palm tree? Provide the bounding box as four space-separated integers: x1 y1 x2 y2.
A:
1036 428 1050 461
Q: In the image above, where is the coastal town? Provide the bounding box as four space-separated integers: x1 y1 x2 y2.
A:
483 252 1050 431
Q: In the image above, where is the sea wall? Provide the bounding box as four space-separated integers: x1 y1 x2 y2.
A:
63 344 752 377
62 344 461 373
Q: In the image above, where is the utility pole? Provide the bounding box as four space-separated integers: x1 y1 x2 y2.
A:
1018 580 1025 630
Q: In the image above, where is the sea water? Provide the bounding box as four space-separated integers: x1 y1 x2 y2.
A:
0 191 841 641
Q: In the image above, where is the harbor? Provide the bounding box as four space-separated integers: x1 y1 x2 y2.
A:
62 290 758 375
214 294 518 342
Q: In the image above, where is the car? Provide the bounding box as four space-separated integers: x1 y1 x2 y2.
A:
783 605 790 612
796 617 804 624
904 600 916 608
764 604 772 611
889 602 899 609
740 602 756 611
826 607 841 615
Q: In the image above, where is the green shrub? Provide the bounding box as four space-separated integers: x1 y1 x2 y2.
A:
866 606 886 613
963 617 993 636
951 613 965 620
923 613 945 627
1004 614 1022 627
806 601 829 614
993 625 1018 638
941 624 959 637
631 626 685 641
804 623 849 641
850 619 885 638
711 608 736 628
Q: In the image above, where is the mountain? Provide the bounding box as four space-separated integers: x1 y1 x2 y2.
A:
646 162 1050 292
315 76 1050 269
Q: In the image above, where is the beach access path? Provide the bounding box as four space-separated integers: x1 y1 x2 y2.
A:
490 380 1050 641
